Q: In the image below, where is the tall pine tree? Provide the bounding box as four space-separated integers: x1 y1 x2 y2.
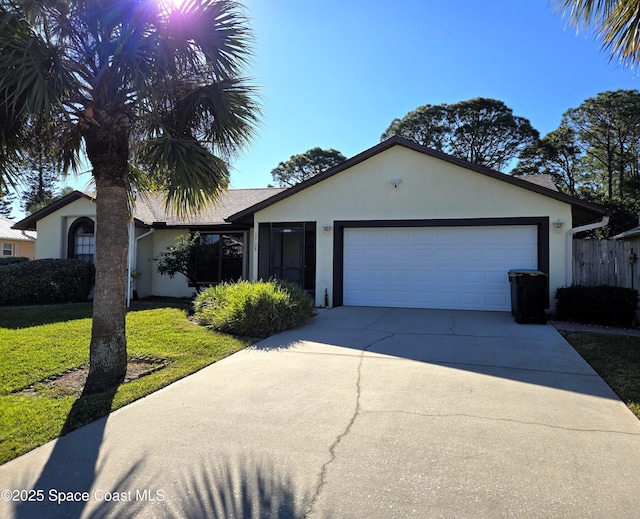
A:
0 190 15 218
20 127 59 215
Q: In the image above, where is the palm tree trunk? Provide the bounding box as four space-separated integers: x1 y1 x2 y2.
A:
84 162 129 394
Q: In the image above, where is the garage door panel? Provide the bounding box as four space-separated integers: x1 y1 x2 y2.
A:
510 249 538 263
485 292 509 307
343 225 538 311
457 271 484 284
460 292 483 306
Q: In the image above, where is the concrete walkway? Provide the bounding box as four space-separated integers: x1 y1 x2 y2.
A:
2 307 640 518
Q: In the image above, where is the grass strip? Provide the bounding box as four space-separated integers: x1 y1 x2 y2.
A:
0 301 252 465
565 332 640 419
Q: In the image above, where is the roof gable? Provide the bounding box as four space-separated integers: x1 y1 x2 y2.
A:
11 191 94 231
228 137 607 226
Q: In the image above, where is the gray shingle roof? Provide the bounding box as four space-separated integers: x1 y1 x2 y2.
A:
520 174 559 191
12 188 285 231
133 188 285 226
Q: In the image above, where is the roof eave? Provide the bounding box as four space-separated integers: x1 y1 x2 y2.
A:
11 191 94 231
156 222 252 231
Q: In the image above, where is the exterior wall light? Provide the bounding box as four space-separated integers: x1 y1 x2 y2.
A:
553 219 564 233
323 225 332 236
389 178 402 188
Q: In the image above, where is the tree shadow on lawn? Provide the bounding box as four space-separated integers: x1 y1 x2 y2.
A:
0 303 93 329
0 298 191 330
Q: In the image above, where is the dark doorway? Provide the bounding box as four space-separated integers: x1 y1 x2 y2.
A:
259 222 316 296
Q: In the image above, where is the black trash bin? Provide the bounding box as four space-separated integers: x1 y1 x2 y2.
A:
508 270 547 324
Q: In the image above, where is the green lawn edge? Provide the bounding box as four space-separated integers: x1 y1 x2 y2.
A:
0 301 253 465
564 331 640 420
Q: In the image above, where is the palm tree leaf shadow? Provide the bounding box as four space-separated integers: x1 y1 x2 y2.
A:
168 452 324 519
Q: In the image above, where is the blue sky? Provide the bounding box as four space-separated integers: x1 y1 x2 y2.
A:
9 1 640 217
226 0 638 187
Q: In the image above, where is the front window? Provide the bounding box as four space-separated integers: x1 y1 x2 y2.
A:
2 243 14 257
193 233 244 284
68 218 95 263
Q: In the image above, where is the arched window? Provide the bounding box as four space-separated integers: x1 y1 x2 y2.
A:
68 217 95 263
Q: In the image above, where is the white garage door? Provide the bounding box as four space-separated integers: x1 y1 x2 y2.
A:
343 226 538 311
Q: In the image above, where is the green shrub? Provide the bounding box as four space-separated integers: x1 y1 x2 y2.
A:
555 285 638 327
193 280 315 338
0 259 95 305
0 256 30 267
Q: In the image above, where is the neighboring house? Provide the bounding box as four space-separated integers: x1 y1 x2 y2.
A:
612 213 640 242
13 137 607 311
0 216 36 259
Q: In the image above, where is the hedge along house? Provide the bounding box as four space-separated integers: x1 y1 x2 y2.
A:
13 137 607 310
12 188 284 299
228 137 608 312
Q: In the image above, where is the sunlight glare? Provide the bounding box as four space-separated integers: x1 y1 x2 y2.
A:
159 0 187 12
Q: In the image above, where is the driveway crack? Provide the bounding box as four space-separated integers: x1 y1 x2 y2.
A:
357 409 640 436
304 332 394 518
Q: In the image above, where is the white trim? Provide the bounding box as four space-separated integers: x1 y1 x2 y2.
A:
2 242 15 256
566 216 610 285
127 227 155 307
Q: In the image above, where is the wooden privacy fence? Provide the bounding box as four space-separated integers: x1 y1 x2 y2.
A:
573 239 640 289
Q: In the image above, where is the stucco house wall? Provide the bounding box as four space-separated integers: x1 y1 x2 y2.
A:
132 227 155 299
145 229 196 298
35 197 97 260
252 145 574 308
18 241 35 259
19 190 264 300
14 139 605 311
1 240 35 259
35 205 208 299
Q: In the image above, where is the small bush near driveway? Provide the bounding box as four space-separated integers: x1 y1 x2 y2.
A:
193 280 315 338
555 285 638 327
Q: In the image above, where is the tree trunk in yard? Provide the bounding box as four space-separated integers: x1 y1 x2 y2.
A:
84 155 130 394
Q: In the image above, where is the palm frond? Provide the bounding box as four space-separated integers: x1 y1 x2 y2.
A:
0 10 67 116
135 134 230 215
161 0 253 79
554 0 640 66
0 0 259 209
0 147 23 193
57 122 84 174
174 78 260 157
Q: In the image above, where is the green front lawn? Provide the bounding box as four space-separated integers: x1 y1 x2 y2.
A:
564 332 640 419
0 300 252 465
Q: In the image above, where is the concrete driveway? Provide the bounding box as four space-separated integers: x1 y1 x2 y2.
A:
2 307 640 518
